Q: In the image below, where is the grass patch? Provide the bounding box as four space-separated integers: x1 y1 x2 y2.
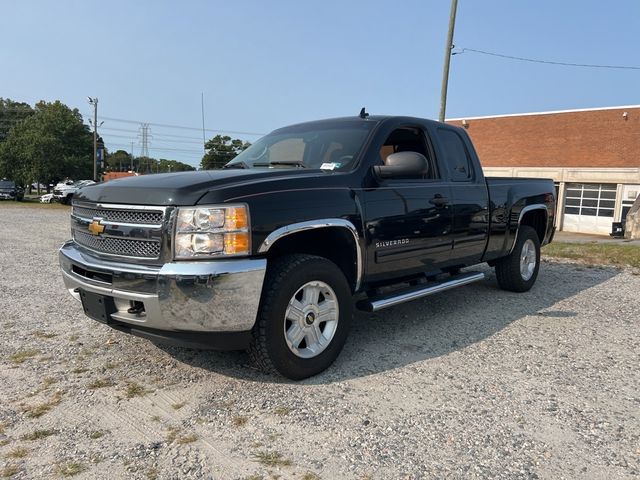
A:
87 378 115 390
104 361 118 370
147 468 160 480
165 427 180 443
42 377 58 389
125 382 148 398
165 427 197 445
0 422 5 434
543 242 640 268
1 464 20 478
273 406 291 416
21 429 56 441
71 367 89 374
302 473 321 480
89 430 104 439
55 462 86 477
171 402 186 410
32 330 57 339
232 415 248 427
252 450 292 467
9 349 40 364
176 433 198 445
22 391 63 418
5 447 29 459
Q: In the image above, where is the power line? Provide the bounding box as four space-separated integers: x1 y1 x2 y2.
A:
95 115 266 136
101 125 205 141
454 47 640 70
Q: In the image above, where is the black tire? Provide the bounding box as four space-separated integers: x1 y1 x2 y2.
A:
495 225 540 292
248 254 353 380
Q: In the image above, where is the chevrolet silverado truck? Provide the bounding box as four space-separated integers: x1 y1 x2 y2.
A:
53 179 95 204
59 114 556 379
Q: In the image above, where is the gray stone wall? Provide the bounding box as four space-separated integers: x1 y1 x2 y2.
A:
624 195 640 240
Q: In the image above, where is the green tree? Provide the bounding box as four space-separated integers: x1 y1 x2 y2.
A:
0 101 92 185
201 135 250 169
0 98 34 143
105 149 133 171
158 158 195 172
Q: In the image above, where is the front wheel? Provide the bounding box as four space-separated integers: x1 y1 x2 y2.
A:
495 225 540 292
248 254 353 380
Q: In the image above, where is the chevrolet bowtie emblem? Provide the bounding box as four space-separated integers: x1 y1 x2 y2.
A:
88 219 105 236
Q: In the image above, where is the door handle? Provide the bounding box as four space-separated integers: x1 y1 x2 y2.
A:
430 195 449 207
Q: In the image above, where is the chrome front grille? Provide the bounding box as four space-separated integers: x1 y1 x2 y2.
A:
71 202 169 262
72 205 163 225
73 231 161 258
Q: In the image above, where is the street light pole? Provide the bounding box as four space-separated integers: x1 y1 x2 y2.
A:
439 0 458 122
88 97 98 181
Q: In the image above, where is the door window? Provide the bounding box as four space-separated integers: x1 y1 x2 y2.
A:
379 127 438 180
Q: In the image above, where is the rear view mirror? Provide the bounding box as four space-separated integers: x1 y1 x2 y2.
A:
373 151 429 178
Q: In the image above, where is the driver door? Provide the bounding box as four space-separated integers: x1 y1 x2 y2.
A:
362 125 453 282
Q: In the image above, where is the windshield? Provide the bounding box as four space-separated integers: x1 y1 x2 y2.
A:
0 181 15 188
226 121 376 171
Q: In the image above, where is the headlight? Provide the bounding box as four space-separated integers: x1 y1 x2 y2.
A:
174 205 250 259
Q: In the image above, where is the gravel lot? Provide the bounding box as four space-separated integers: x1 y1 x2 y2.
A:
1 205 639 479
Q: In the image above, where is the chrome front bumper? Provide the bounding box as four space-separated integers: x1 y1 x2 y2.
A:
59 241 267 333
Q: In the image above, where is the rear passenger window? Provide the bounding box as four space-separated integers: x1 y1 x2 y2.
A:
436 128 473 181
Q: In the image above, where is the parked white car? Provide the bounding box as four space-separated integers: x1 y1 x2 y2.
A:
40 193 55 203
53 180 95 204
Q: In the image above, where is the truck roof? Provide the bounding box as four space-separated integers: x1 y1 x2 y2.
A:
271 115 447 134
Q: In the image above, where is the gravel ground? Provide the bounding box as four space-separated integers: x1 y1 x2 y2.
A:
0 205 639 480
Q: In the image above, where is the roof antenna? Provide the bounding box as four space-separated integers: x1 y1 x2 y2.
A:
359 107 369 119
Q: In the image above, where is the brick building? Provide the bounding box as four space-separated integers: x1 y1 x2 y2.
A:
448 105 640 235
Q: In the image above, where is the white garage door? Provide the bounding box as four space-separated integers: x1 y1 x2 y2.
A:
562 183 616 235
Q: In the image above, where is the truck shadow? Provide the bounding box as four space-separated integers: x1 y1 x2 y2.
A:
155 261 619 384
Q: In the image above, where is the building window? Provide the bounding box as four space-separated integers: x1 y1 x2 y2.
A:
564 183 617 217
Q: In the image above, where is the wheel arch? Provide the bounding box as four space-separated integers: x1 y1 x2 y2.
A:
258 219 363 293
509 205 548 254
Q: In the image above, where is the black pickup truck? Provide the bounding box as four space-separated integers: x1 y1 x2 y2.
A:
59 114 556 379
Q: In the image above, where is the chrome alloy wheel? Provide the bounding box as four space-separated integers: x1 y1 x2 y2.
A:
520 239 537 281
283 281 339 359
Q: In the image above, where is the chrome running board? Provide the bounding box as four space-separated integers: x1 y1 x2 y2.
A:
358 271 485 312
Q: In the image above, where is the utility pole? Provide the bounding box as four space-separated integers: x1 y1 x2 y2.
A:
130 141 135 171
438 0 458 122
88 97 98 180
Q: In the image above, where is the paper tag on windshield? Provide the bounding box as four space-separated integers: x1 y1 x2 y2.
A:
320 162 340 170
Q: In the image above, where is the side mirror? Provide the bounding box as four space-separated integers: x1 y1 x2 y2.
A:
373 151 429 178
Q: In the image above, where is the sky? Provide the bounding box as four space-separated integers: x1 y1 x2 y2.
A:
1 0 639 167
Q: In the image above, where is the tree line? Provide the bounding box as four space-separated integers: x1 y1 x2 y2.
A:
0 99 94 188
0 97 252 190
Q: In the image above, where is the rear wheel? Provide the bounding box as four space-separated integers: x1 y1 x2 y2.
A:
495 225 540 292
248 254 352 380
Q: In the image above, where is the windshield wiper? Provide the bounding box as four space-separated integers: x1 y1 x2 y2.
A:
223 161 250 169
254 161 307 168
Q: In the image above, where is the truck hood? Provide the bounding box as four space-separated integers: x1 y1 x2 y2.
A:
74 169 324 206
